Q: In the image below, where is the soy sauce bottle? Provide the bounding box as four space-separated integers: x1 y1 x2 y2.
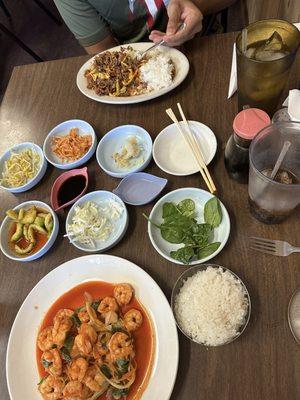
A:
224 108 270 183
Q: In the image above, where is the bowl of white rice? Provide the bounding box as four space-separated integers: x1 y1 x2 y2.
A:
171 264 251 346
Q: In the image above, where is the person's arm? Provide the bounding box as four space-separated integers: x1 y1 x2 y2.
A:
149 0 236 46
84 35 116 55
53 0 116 54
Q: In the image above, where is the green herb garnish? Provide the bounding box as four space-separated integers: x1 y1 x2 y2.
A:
60 347 72 362
71 313 81 327
41 359 52 368
100 364 112 379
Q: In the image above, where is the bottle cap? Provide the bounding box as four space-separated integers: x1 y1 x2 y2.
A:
233 108 270 140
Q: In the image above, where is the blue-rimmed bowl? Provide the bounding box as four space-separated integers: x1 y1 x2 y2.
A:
96 125 152 178
43 119 97 170
0 142 47 193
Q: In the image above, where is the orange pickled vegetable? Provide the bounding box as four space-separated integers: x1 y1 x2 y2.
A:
52 128 92 163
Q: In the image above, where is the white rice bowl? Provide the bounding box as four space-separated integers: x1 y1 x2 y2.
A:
174 267 249 346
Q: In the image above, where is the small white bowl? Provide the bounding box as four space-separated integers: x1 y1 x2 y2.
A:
0 142 47 193
66 190 128 252
96 125 152 178
0 201 59 262
43 119 97 170
147 188 230 265
153 121 217 176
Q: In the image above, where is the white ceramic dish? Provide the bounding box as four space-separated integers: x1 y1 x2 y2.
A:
0 142 47 193
0 201 59 262
66 190 128 252
43 119 97 170
153 121 217 176
76 42 189 105
96 125 152 178
147 188 230 265
6 254 179 400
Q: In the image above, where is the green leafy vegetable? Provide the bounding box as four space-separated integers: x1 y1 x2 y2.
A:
60 347 72 362
100 364 112 379
91 300 100 312
170 246 195 264
177 199 195 217
204 197 222 228
71 313 81 327
162 202 179 218
116 358 129 375
64 335 75 352
198 242 221 259
110 387 130 399
37 376 46 385
41 359 52 368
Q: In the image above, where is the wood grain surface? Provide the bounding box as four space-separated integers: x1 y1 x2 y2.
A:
0 32 300 400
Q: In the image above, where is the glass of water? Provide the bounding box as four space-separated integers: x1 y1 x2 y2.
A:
248 121 300 224
236 19 300 116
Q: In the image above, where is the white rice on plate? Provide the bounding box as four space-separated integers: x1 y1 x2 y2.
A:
140 51 174 91
174 267 249 346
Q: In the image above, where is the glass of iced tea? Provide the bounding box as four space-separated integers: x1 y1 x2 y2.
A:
236 19 300 116
248 121 300 224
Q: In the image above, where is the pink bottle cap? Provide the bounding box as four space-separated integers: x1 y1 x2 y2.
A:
233 108 270 140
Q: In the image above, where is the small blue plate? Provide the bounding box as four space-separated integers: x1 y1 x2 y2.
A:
113 172 168 205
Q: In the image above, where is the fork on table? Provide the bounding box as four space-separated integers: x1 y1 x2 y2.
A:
249 237 300 256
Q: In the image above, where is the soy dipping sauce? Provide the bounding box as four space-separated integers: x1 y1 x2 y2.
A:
57 175 86 206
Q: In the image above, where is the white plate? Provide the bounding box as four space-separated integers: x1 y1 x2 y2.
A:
76 43 189 105
147 188 230 265
96 125 153 178
6 255 179 400
153 121 217 176
43 120 97 170
66 190 128 252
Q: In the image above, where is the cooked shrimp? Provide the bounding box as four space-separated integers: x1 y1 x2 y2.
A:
83 365 107 392
62 380 90 398
108 332 134 359
52 309 73 345
67 357 88 382
113 283 134 306
37 326 54 351
74 334 93 356
79 323 97 343
38 375 65 399
124 309 143 332
41 348 62 376
98 297 118 314
78 308 90 323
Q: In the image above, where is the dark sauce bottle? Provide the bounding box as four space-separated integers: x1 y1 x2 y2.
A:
57 175 86 206
224 108 270 183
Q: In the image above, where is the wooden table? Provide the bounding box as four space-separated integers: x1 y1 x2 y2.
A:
1 32 300 400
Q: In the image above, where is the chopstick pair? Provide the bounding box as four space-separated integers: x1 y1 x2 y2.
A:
166 103 216 194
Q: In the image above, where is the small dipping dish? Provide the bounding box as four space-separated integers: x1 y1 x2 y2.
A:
113 172 167 205
153 121 217 176
51 167 88 212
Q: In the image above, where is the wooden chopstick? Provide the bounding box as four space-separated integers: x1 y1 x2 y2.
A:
176 102 217 193
165 108 214 194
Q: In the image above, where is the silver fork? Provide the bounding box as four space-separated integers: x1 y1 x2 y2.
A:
250 237 300 256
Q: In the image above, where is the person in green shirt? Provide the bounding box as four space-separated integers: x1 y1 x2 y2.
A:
54 0 235 54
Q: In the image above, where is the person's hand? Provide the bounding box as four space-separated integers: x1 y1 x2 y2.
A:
149 0 203 46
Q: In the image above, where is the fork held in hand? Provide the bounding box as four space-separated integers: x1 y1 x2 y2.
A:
250 237 300 256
